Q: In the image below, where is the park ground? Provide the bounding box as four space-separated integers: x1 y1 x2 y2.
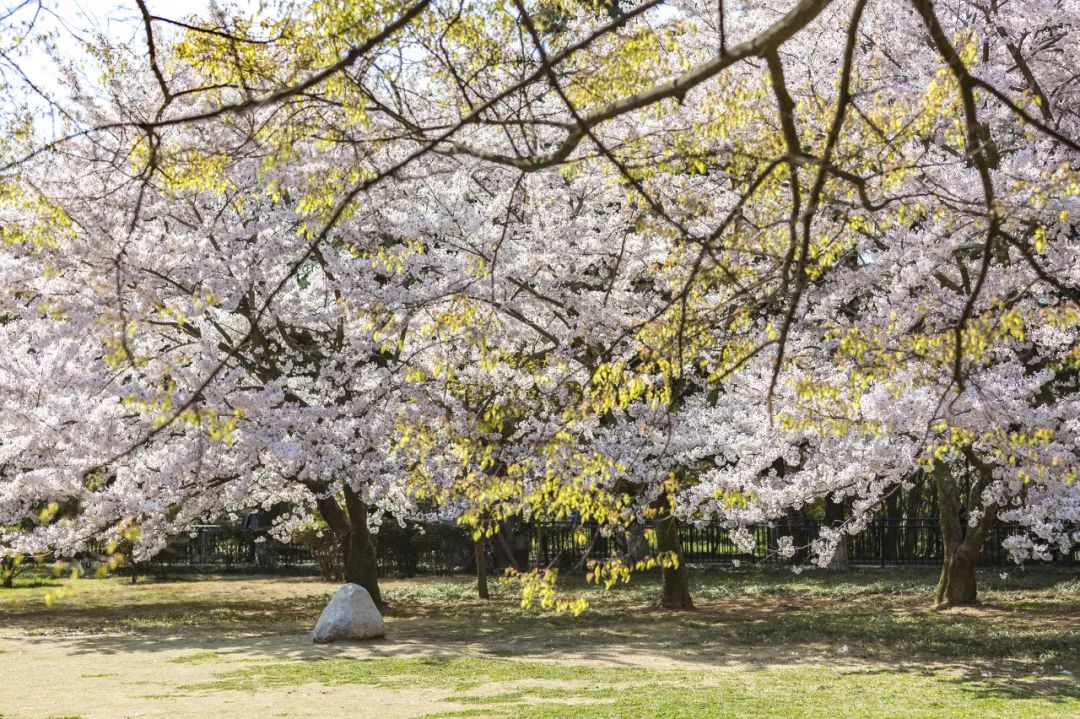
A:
0 568 1077 718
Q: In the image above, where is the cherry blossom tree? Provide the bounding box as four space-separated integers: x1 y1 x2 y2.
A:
1 0 1078 612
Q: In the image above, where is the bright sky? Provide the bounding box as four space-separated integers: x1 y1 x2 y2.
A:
1 0 260 130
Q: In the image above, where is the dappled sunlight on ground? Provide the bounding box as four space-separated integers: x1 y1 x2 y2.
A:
0 569 1076 718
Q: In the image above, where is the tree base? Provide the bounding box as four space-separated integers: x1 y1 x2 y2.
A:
659 597 695 611
935 556 979 610
933 597 980 611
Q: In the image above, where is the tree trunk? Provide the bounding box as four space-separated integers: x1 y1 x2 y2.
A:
935 544 979 607
474 536 490 599
823 497 849 571
341 485 384 610
1 556 19 588
932 460 996 609
655 513 693 610
312 483 385 610
620 520 651 564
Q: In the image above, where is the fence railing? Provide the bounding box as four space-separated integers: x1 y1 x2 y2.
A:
533 518 1076 569
85 518 1076 577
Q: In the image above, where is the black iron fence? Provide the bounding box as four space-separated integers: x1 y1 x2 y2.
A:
535 518 1077 569
86 522 476 578
87 517 1077 577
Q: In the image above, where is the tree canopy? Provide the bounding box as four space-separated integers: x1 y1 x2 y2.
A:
0 0 1078 608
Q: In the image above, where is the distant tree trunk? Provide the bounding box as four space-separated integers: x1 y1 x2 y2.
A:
902 477 926 558
0 558 14 589
312 483 385 610
883 491 901 562
474 536 490 599
655 513 693 610
932 459 996 609
823 497 849 571
619 520 650 564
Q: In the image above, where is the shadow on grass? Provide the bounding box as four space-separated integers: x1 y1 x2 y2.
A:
1 568 1076 675
853 663 1080 704
167 653 1080 712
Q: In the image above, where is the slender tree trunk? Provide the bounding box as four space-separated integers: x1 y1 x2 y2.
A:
1 555 19 588
655 513 693 610
902 480 924 558
823 497 849 571
620 520 650 564
883 492 901 562
474 536 490 599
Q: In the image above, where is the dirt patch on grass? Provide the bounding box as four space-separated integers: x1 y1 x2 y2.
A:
0 632 461 719
0 573 1076 718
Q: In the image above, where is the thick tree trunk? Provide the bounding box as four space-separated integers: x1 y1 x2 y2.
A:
474 536 490 599
312 483 385 610
932 459 996 609
341 485 384 609
655 513 693 610
935 545 979 607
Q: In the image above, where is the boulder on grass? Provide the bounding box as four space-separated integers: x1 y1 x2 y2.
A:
312 583 385 643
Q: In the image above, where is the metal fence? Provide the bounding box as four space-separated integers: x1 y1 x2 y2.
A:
87 526 316 573
88 522 477 577
91 517 1076 576
535 518 1077 569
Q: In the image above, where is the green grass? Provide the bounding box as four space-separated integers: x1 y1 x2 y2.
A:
2 568 1077 718
168 650 225 665
375 568 1080 665
182 655 1080 719
2 568 1076 663
0 574 329 633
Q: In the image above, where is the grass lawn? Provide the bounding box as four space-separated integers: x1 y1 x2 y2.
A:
0 567 1077 718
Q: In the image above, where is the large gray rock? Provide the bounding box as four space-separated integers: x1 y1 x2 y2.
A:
312 584 385 643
